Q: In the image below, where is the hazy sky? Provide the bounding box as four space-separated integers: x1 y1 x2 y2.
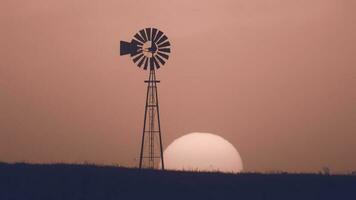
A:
1 0 355 172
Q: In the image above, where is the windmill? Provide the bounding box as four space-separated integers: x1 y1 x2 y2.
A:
120 28 171 169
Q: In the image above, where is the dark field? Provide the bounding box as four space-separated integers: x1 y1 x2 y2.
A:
0 163 355 200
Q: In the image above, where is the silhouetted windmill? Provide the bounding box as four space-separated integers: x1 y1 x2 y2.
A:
120 28 171 170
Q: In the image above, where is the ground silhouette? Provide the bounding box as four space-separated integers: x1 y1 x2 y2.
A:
0 162 355 200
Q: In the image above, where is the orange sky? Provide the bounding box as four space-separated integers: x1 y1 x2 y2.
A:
1 0 355 172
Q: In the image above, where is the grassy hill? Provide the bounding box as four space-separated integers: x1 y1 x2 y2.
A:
0 162 355 200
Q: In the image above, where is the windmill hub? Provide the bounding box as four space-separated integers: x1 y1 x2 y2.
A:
142 41 157 57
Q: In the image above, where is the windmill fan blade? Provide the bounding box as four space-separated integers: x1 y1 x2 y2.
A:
152 56 160 69
158 48 171 53
138 56 146 67
154 31 163 43
139 30 147 42
158 41 170 48
144 57 149 70
151 28 158 42
131 49 142 57
145 28 151 41
157 35 168 45
155 54 166 65
131 38 143 45
157 52 169 60
134 33 145 43
133 53 144 63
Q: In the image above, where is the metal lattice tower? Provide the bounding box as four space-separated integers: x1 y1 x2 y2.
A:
139 69 164 169
120 28 171 170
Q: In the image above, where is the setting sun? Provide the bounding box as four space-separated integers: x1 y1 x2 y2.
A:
162 132 243 173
